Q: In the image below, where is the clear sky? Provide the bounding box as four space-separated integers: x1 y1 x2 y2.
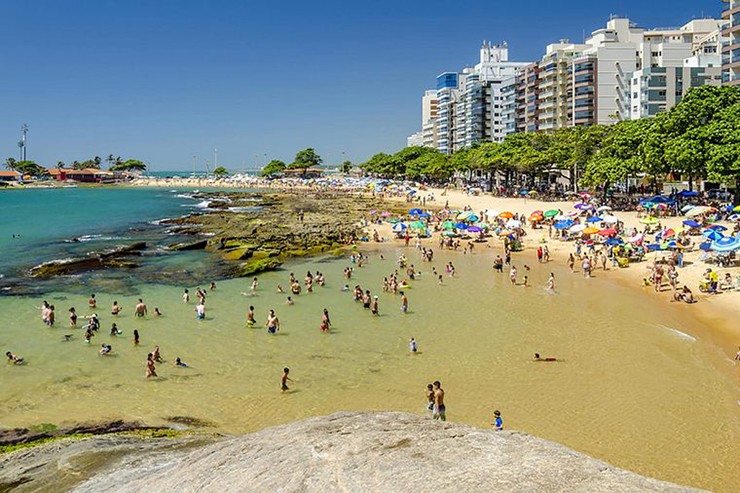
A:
1 0 723 171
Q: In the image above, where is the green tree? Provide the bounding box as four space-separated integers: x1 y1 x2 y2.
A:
360 152 400 177
290 148 323 170
339 160 353 173
56 161 66 169
4 157 17 170
261 159 287 177
212 166 229 177
110 159 146 172
13 161 45 176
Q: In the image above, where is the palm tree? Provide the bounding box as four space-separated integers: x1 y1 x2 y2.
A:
4 157 17 170
56 161 65 169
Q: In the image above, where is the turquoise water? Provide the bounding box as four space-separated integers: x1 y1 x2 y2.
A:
0 187 738 491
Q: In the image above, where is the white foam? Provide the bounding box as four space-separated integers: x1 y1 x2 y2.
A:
663 326 697 342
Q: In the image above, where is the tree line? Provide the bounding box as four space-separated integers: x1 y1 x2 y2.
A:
3 154 147 176
359 86 740 194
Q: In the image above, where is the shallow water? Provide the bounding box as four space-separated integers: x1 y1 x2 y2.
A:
0 241 737 491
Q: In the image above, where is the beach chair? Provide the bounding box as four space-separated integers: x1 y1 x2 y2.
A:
616 257 629 268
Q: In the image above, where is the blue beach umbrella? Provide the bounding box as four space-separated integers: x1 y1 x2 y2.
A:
392 223 408 232
707 224 727 231
646 244 662 251
585 216 602 223
711 236 740 252
467 214 479 223
605 238 623 246
455 222 469 230
408 208 422 215
702 229 724 241
418 212 431 218
467 226 483 233
678 190 699 197
574 203 592 211
682 219 701 228
554 220 573 230
699 242 713 252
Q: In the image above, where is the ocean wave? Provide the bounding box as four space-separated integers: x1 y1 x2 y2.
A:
175 193 195 199
662 326 697 342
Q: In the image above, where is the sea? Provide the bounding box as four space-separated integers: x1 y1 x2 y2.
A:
0 186 738 492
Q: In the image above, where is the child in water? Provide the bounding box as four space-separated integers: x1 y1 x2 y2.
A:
281 367 292 391
493 410 503 431
175 357 188 367
409 337 417 353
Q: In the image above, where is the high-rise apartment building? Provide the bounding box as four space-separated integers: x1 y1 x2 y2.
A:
722 0 740 85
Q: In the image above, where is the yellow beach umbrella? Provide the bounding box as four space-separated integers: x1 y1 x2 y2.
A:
639 216 659 225
498 211 514 219
583 227 600 235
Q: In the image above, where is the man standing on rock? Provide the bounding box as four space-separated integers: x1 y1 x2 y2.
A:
433 381 445 421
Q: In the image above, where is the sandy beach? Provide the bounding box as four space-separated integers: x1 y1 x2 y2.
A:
130 175 740 355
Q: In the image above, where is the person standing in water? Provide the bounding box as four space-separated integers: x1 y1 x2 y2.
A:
546 273 555 291
509 265 518 285
266 310 280 334
425 384 435 414
133 329 140 346
88 294 97 309
135 299 148 317
433 381 445 421
111 301 122 316
400 291 408 313
320 308 331 332
493 410 503 431
145 353 157 378
370 295 380 316
69 307 77 327
183 288 190 303
409 337 417 353
246 305 256 327
281 367 292 391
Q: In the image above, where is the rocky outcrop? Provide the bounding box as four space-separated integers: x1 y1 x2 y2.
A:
28 242 146 277
71 412 702 493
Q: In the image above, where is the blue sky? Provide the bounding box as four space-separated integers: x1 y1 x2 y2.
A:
0 0 722 170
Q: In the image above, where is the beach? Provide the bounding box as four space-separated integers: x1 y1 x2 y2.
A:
1 181 739 492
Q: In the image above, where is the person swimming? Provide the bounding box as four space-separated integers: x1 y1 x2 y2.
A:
175 357 188 367
110 323 123 336
99 344 112 356
533 353 557 362
6 351 24 364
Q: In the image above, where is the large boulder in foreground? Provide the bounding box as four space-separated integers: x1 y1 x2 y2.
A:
72 412 701 493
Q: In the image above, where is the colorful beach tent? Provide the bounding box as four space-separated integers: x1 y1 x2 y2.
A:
711 236 740 252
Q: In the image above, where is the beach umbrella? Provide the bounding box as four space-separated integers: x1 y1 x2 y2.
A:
392 223 407 232
410 220 426 229
711 236 740 252
369 209 377 215
418 212 431 218
441 220 455 230
605 238 623 246
528 190 538 195
729 214 740 221
543 209 559 218
680 204 696 212
455 222 469 230
702 229 724 241
642 202 656 209
707 224 727 231
380 211 392 217
661 228 675 237
574 203 592 211
699 242 713 252
387 218 400 224
467 226 483 233
442 231 458 237
686 206 711 217
554 214 569 221
678 190 698 198
519 190 529 195
485 210 500 219
599 228 617 236
583 227 600 235
506 219 522 229
602 215 619 224
554 220 573 230
646 243 662 251
498 230 513 237
639 216 659 225
682 219 700 228
626 233 644 244
531 210 544 216
569 224 586 233
457 210 475 220
467 215 479 223
566 211 579 217
734 205 740 212
409 208 423 215
579 192 592 199
597 206 612 212
529 215 543 222
498 211 514 219
585 216 603 223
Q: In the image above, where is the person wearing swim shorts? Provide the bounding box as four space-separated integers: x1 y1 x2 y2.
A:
266 309 280 334
433 381 445 421
400 291 408 313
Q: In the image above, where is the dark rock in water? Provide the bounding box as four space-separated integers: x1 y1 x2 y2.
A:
164 416 217 428
0 420 155 447
166 239 208 251
29 243 147 278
